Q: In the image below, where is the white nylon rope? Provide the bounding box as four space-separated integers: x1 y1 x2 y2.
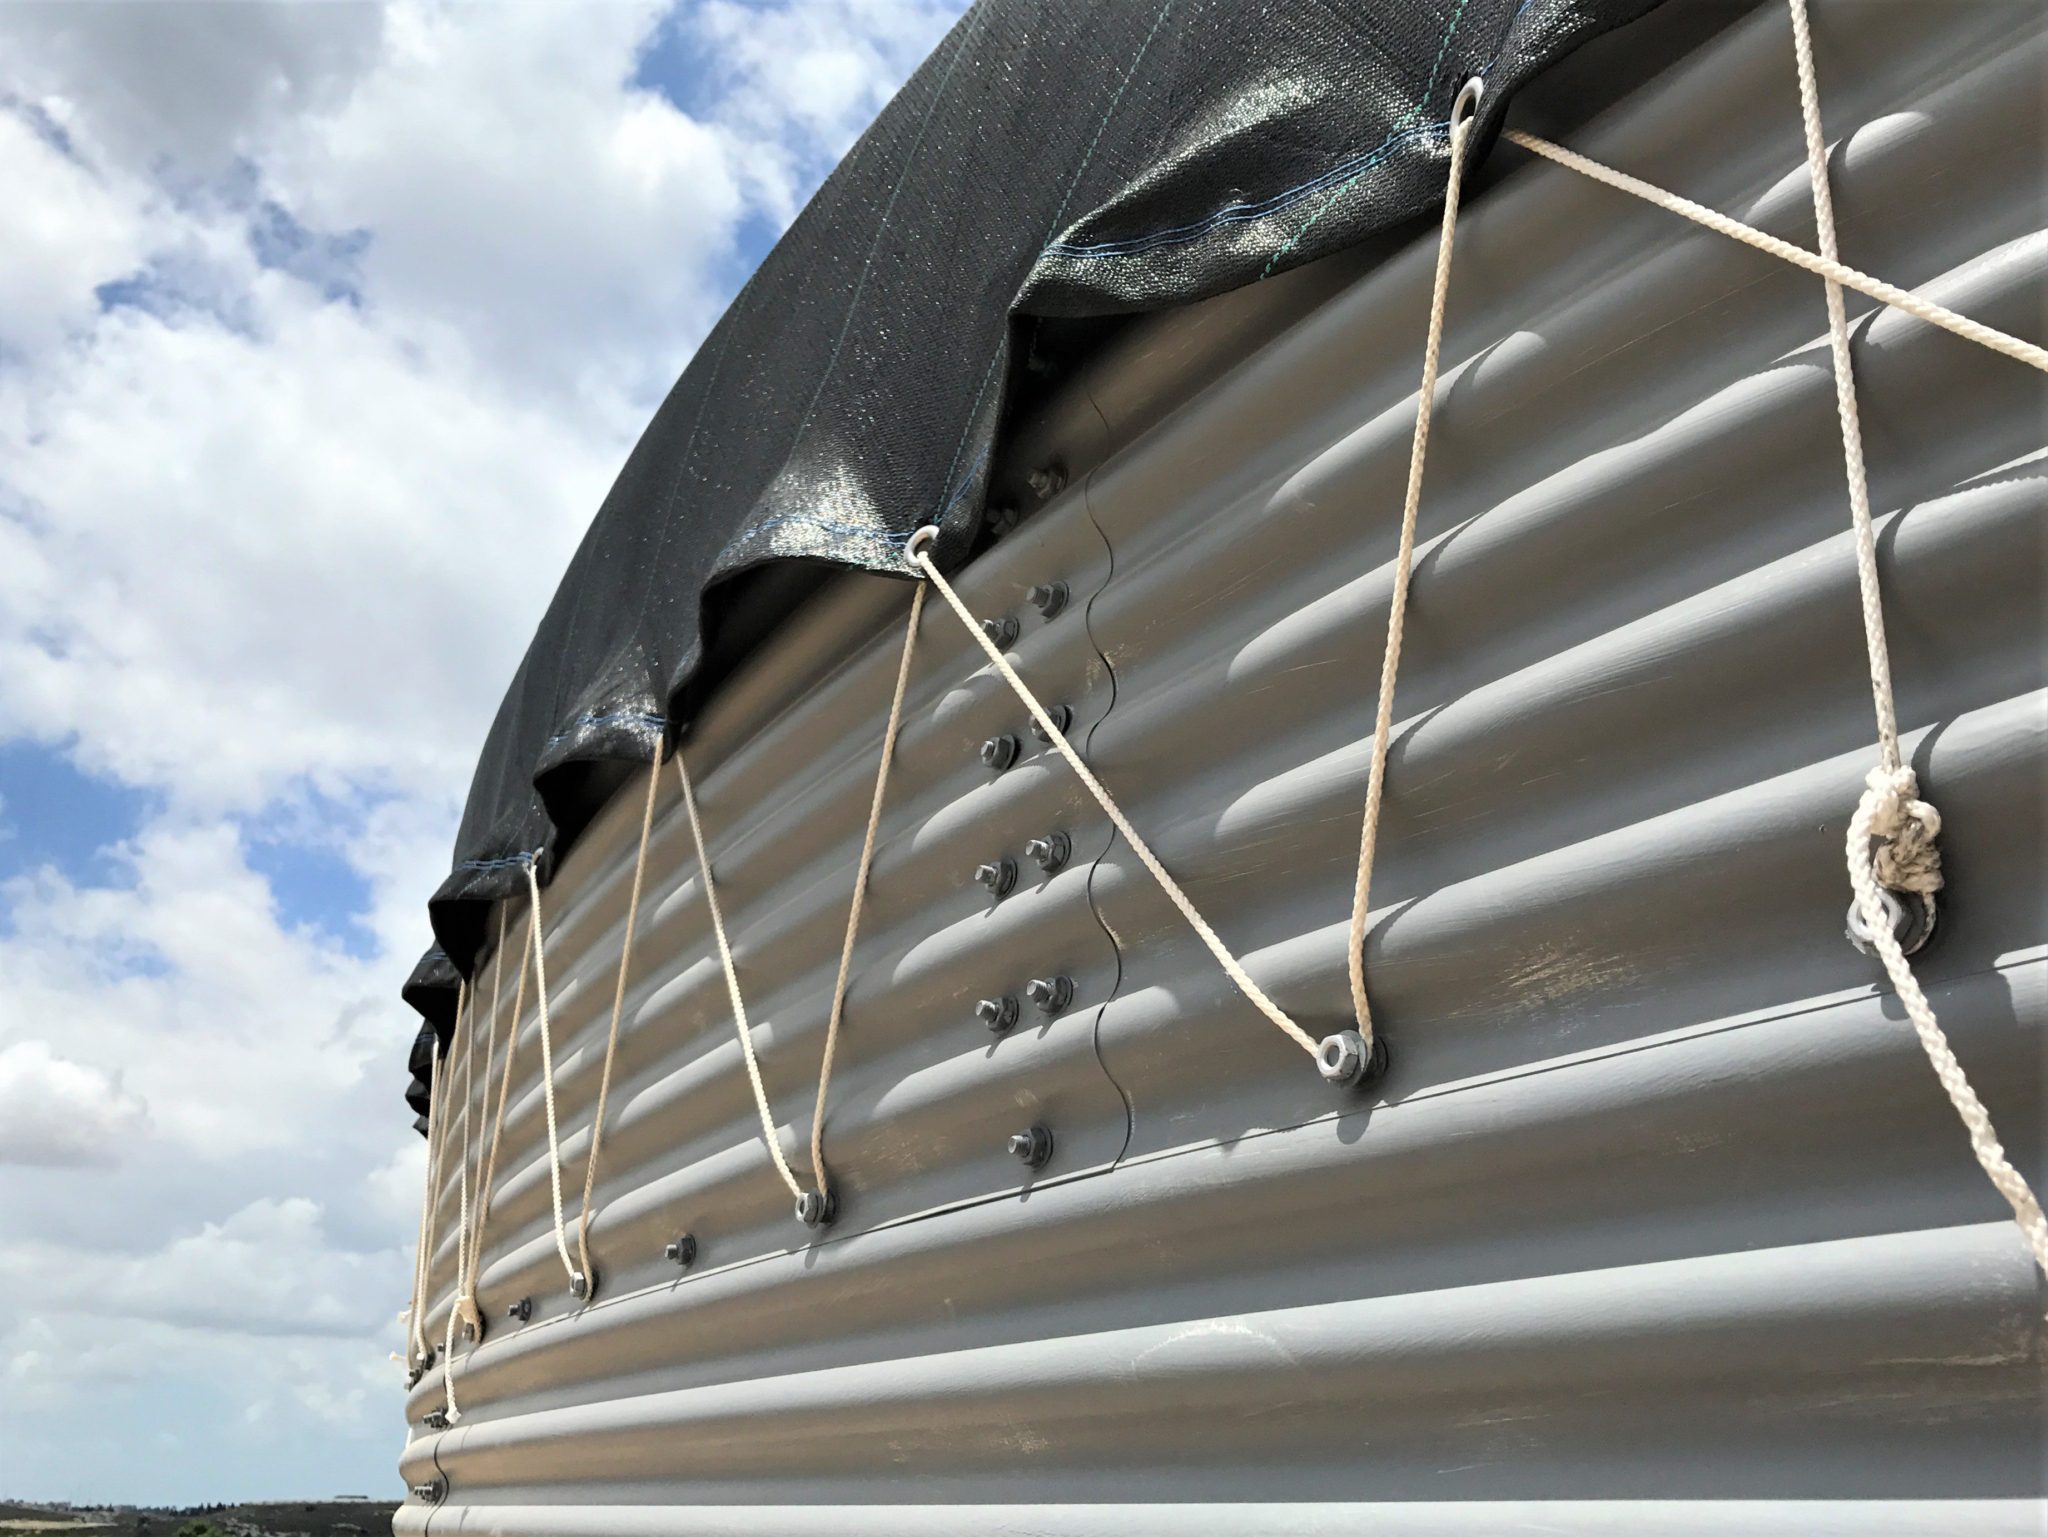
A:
456 906 507 1318
1783 0 2048 1280
1348 79 1480 1045
811 581 928 1203
437 977 477 1411
439 905 511 1423
574 749 665 1291
404 1037 442 1369
468 901 532 1300
416 982 463 1360
523 858 583 1293
906 531 1321 1059
1500 128 2048 376
676 750 811 1204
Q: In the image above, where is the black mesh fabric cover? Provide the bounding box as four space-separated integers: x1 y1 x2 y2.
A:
404 0 1665 1056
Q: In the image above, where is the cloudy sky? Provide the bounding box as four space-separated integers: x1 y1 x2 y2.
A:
0 0 960 1504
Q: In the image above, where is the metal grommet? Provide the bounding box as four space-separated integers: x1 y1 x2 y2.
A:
1452 76 1485 125
1846 887 1937 958
795 1189 838 1228
903 524 940 569
1317 1030 1390 1090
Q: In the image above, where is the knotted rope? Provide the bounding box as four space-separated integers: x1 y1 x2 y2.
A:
1781 0 2047 1280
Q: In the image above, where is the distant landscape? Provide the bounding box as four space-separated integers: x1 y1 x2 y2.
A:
0 1502 394 1537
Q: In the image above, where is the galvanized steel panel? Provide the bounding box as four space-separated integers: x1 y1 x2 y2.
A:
400 2 2046 1529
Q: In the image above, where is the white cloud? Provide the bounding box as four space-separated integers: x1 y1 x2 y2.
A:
0 1040 150 1167
0 0 961 1503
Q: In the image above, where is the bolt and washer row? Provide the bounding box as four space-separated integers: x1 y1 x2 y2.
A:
973 829 1071 903
976 973 1073 1033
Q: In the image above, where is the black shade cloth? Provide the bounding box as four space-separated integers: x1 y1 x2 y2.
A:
409 0 1664 1048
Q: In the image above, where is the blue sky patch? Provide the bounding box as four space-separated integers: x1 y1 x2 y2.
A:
0 740 152 886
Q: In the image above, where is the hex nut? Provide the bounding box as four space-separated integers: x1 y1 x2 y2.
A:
1030 704 1073 744
795 1190 837 1228
1026 464 1068 500
569 1270 591 1301
976 995 1020 1034
980 733 1019 772
1027 581 1069 619
506 1296 532 1323
1025 975 1074 1015
981 614 1020 649
664 1233 698 1268
1846 887 1936 957
1025 831 1071 874
1008 1124 1054 1169
1317 1029 1390 1090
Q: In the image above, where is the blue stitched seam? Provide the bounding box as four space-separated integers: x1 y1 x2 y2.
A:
454 851 540 873
1045 118 1448 261
1042 0 1540 266
933 442 992 519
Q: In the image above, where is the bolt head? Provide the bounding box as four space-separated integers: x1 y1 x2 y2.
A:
1026 831 1070 873
980 733 1018 771
1027 580 1069 619
980 615 1019 649
976 995 1019 1033
506 1296 531 1322
569 1270 590 1300
1846 887 1936 957
1025 974 1073 1015
1030 704 1073 744
664 1233 698 1267
1317 1030 1390 1090
795 1190 837 1228
973 857 1016 899
1008 1124 1054 1168
1026 464 1067 500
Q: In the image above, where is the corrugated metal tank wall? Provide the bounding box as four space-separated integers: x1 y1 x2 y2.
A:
399 2 2046 1529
